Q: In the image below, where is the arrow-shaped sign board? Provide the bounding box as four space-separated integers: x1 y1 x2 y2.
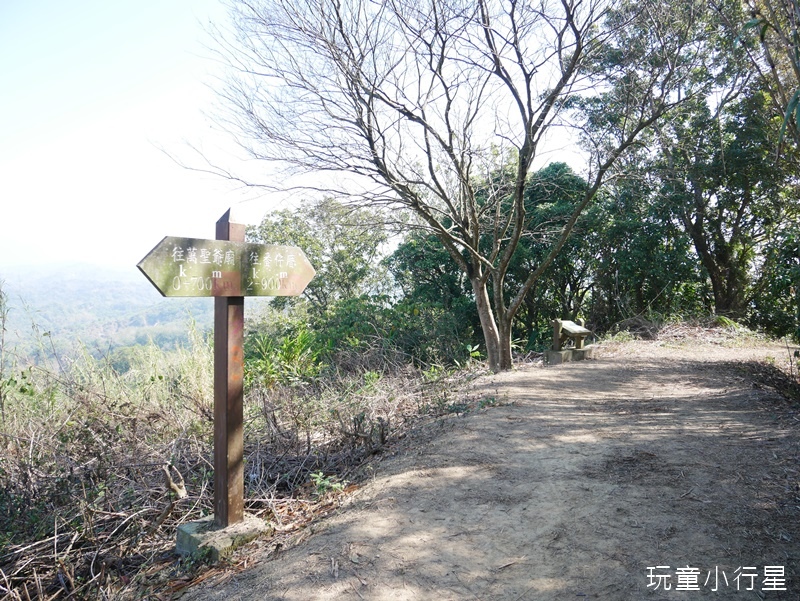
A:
137 236 315 297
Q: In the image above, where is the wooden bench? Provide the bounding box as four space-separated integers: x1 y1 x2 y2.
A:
552 319 591 351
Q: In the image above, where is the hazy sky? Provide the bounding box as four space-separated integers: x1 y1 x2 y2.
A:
0 0 276 272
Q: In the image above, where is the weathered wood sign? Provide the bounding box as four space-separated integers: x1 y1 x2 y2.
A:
138 211 315 529
137 236 315 298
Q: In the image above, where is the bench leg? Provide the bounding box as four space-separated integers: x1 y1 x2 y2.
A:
575 319 586 349
552 319 563 351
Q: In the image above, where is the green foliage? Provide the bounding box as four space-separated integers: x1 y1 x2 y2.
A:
245 294 476 373
384 231 480 362
478 396 499 409
589 172 708 330
713 315 739 329
311 295 478 367
506 162 597 346
652 86 800 319
385 231 472 310
243 197 480 370
247 198 389 315
750 228 800 341
243 193 482 370
736 0 800 150
310 471 347 497
245 326 323 387
583 78 800 335
310 296 391 354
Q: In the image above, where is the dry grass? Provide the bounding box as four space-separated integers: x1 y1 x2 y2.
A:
0 329 485 600
4 315 794 599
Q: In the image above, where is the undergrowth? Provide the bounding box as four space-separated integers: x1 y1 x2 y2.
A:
604 314 771 345
0 319 482 599
4 297 793 599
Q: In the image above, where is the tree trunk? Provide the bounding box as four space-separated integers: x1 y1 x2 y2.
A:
497 316 514 371
795 281 800 340
471 277 517 372
471 278 503 372
706 264 748 319
682 217 748 320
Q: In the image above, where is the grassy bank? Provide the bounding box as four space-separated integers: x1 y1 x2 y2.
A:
0 321 484 599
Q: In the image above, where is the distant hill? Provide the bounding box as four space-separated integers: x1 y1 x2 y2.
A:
0 263 214 363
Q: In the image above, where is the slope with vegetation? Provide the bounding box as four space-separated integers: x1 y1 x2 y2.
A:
0 265 213 365
2 0 800 597
0 285 490 598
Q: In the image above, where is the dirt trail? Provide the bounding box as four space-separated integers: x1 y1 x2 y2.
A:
181 341 800 600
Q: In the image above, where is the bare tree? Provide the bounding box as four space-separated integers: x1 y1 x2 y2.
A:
213 0 714 371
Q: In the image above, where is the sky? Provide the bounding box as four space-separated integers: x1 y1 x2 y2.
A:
0 0 589 279
0 0 278 273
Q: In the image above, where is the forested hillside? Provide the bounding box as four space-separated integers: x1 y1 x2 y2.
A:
0 264 212 364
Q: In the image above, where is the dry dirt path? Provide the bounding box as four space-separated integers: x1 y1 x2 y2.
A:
181 341 800 600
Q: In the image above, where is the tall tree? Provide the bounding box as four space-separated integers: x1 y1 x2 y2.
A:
214 0 716 371
654 87 800 318
505 162 596 344
590 166 707 329
711 0 800 331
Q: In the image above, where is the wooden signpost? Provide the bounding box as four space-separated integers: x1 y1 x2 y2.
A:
137 238 316 298
138 210 315 527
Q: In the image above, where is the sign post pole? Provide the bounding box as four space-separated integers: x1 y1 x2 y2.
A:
137 211 315 534
213 210 245 527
